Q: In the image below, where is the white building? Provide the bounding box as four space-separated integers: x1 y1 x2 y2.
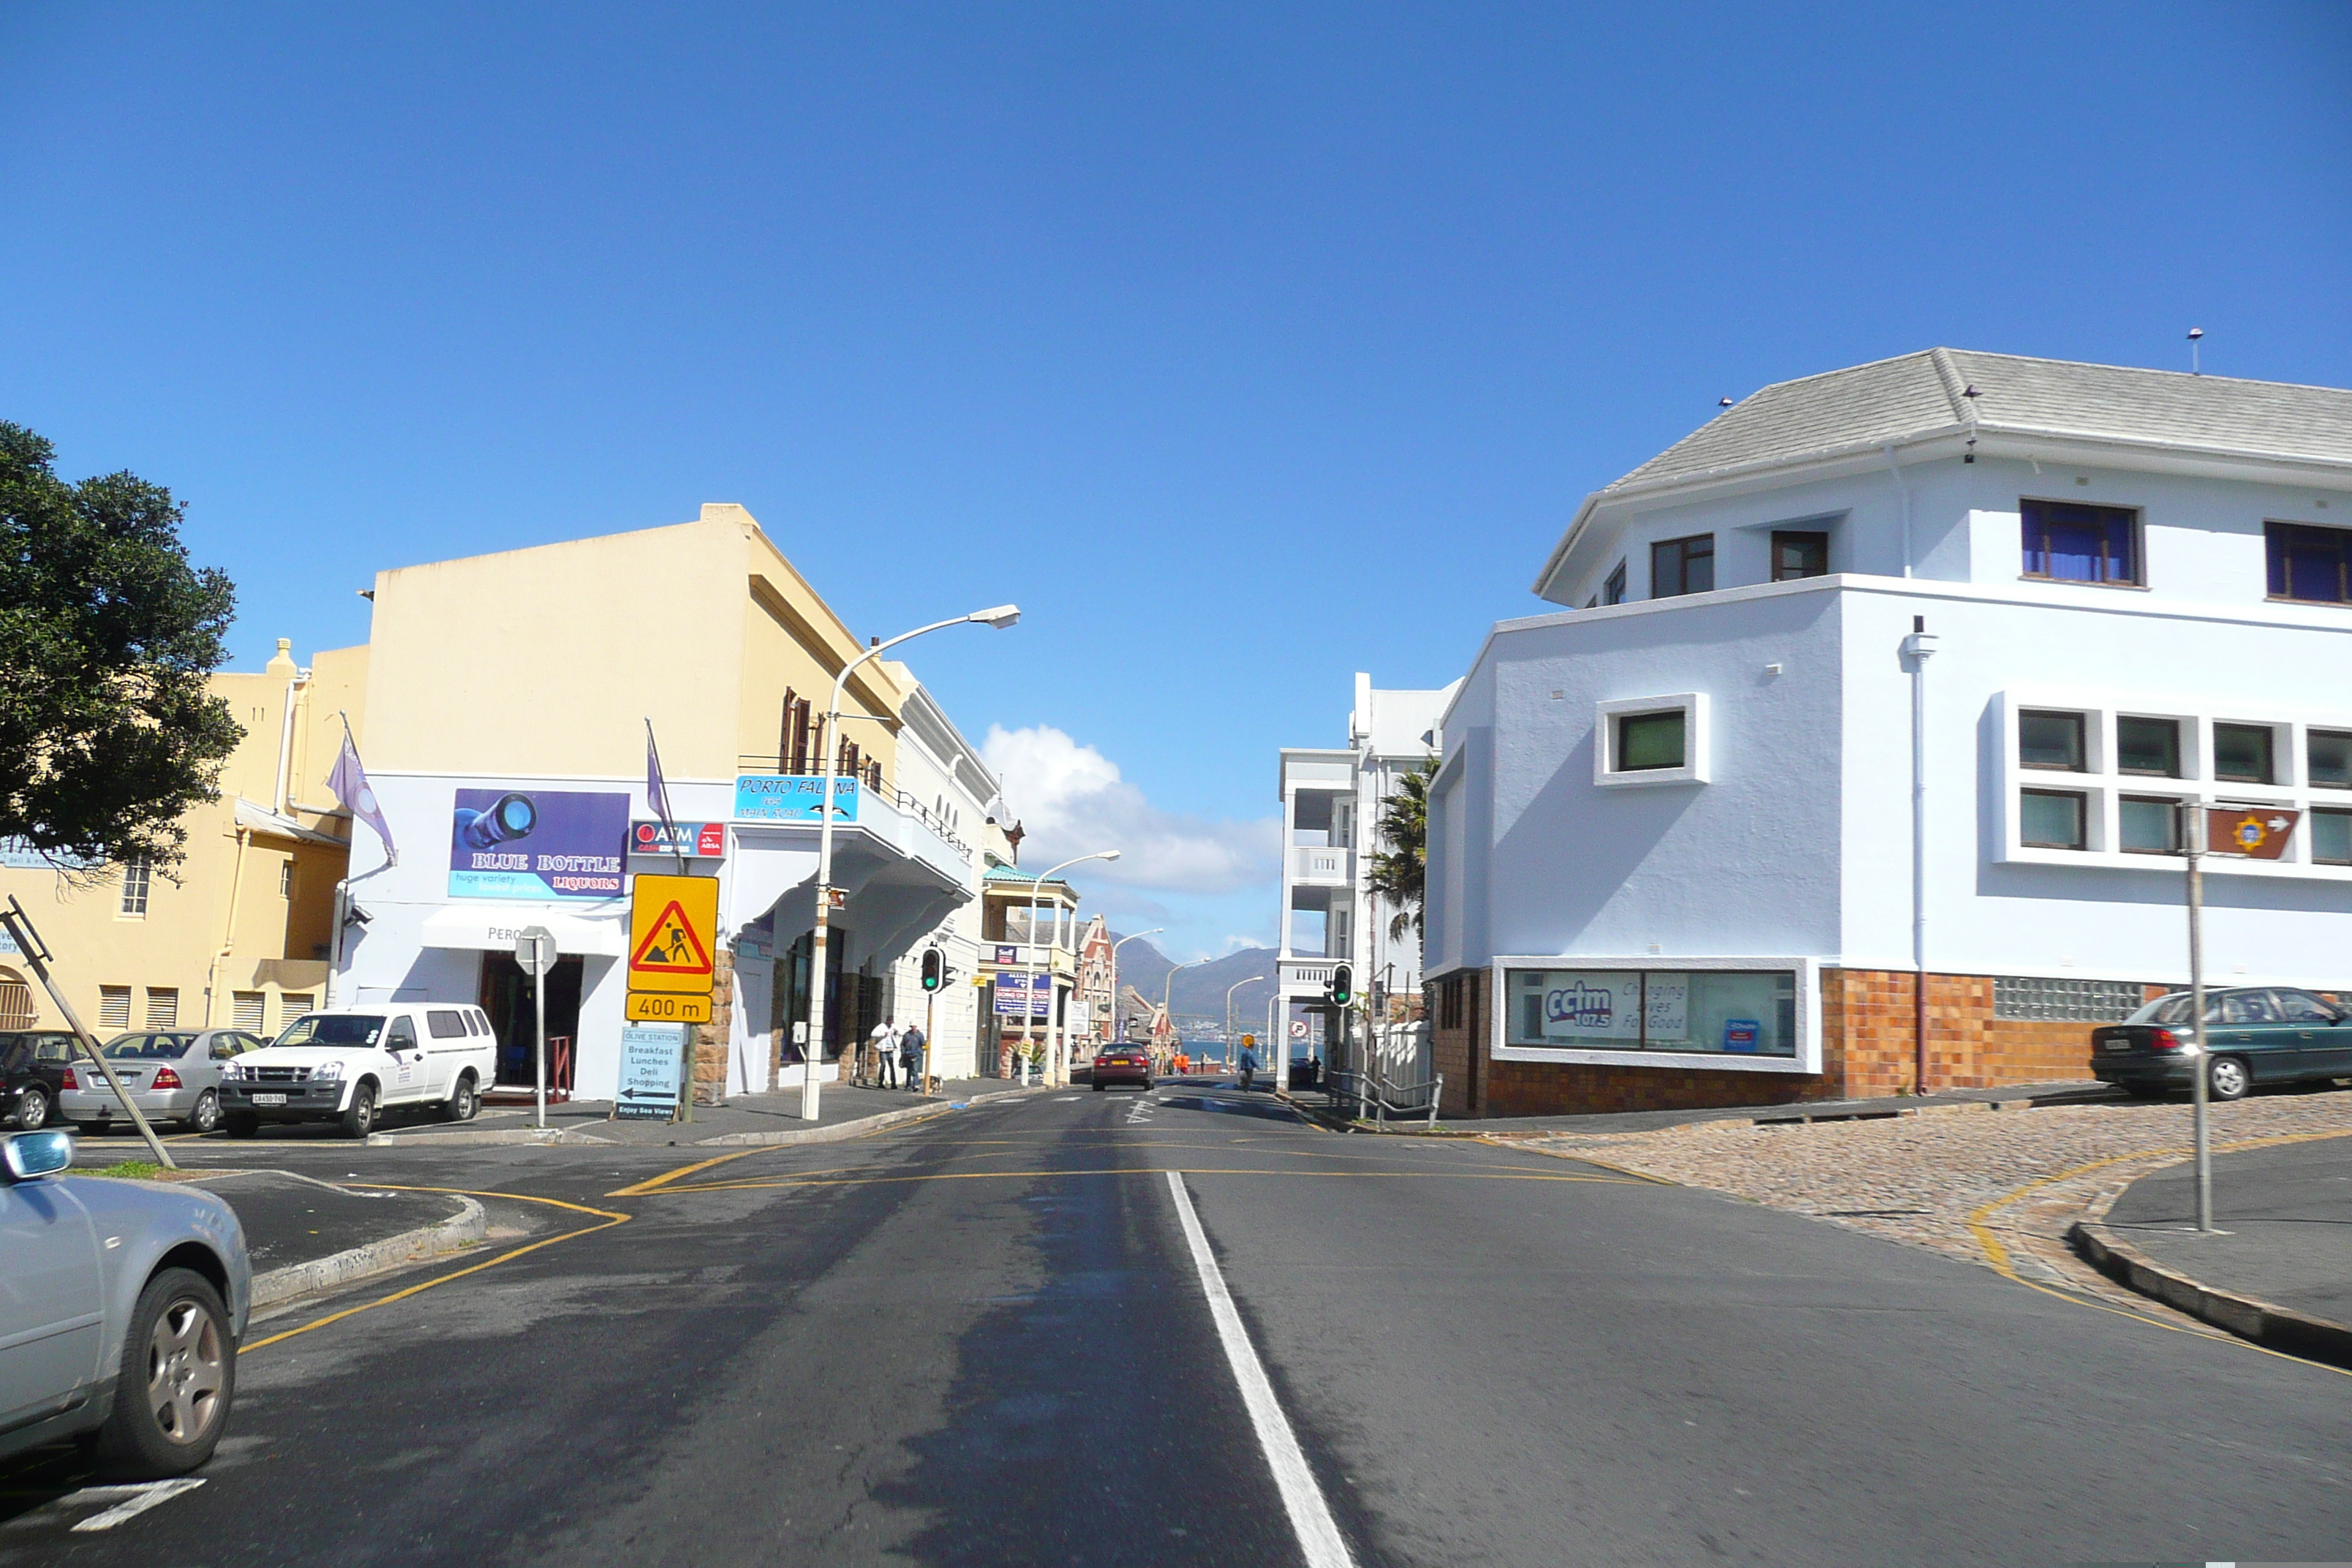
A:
1276 674 1460 1082
1424 348 2352 1117
879 676 1005 1081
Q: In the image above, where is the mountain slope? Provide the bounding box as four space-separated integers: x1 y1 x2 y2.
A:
1107 936 1278 1028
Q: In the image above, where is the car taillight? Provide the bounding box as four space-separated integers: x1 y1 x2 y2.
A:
151 1067 183 1089
61 1067 78 1090
2148 1028 2182 1052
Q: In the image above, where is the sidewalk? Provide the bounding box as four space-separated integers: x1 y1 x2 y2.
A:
2075 1134 2352 1364
373 1077 1033 1147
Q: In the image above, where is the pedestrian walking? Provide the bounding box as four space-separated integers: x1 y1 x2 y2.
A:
870 1016 899 1088
900 1023 924 1093
1237 1036 1259 1093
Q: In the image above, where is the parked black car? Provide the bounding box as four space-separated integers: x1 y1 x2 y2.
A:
1 1029 79 1131
2091 987 2352 1101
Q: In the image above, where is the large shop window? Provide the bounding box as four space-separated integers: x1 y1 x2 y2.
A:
1507 968 1795 1058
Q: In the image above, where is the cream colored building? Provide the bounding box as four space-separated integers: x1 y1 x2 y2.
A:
0 639 362 1040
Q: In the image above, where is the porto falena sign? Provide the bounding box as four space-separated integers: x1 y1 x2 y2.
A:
734 775 860 823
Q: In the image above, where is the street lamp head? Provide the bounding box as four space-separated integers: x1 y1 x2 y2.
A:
1097 849 1121 862
970 604 1022 629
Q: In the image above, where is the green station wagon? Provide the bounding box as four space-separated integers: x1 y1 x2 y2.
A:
2091 987 2352 1101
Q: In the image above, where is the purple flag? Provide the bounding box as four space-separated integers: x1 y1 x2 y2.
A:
329 730 398 865
645 723 677 832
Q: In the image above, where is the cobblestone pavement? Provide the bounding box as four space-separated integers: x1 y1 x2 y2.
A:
1496 1088 2352 1295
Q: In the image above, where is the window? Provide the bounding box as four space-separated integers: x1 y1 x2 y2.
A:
1650 535 1714 598
1615 711 1686 772
232 991 266 1031
2212 723 2275 784
279 860 294 897
2116 716 2181 777
2308 730 2352 791
2119 796 2180 855
385 1017 418 1052
119 858 151 917
2018 710 2087 771
278 1014 383 1047
99 985 132 1030
279 993 314 1027
2272 990 2340 1024
1602 560 1627 606
1506 968 1796 1057
2220 991 2280 1025
2314 808 2352 866
1992 976 2151 1022
427 1009 469 1039
2021 500 2139 585
145 987 178 1028
2266 522 2351 605
1770 529 1829 581
2020 789 2087 850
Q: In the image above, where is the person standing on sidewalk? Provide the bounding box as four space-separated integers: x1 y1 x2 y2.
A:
900 1023 924 1093
870 1016 899 1088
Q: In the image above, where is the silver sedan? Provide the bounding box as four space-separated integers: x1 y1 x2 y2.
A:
0 1128 249 1474
59 1030 266 1137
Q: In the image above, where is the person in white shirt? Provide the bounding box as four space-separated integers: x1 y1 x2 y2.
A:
870 1017 900 1088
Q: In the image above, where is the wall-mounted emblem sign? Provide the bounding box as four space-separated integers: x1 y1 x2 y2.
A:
734 776 861 823
448 789 627 902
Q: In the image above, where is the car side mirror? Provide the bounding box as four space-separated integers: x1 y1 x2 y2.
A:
3 1129 74 1182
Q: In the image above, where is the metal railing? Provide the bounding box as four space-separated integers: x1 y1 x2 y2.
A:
1320 1065 1446 1129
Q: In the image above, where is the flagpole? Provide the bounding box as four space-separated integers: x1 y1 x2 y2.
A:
645 719 696 1122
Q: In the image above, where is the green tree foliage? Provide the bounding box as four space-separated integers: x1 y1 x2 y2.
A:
0 423 240 875
1365 755 1438 940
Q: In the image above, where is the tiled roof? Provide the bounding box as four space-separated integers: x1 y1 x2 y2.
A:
1606 348 2352 494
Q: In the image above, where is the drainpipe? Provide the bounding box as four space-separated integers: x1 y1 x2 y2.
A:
1901 618 1938 1093
1882 444 1913 578
208 825 252 1027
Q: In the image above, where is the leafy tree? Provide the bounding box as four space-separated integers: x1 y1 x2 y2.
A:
1364 755 1438 940
0 422 240 875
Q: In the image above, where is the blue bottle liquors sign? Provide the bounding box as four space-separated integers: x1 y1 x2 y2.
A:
448 788 629 901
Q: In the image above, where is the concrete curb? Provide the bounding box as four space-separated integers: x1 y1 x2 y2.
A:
249 1194 488 1309
2068 1220 2352 1371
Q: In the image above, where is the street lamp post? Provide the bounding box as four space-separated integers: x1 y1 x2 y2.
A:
802 605 1022 1122
1025 851 1119 1087
1108 927 1163 1049
1159 955 1206 1069
1224 976 1265 1067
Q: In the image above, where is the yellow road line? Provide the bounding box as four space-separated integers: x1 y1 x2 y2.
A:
243 1186 630 1352
1480 1135 1678 1186
607 1106 962 1197
1964 1127 2352 1380
660 1167 1647 1196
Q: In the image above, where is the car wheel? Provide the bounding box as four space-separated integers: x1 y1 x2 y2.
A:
442 1074 479 1123
14 1085 50 1131
224 1111 260 1139
340 1081 378 1138
2207 1056 2252 1102
186 1090 221 1135
97 1267 234 1477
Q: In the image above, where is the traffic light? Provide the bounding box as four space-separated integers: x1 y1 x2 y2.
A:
921 948 945 992
1327 963 1353 1006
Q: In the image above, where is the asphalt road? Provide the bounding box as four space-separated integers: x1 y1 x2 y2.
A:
5 1084 2347 1565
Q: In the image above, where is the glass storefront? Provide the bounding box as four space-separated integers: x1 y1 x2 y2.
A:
1507 968 1797 1057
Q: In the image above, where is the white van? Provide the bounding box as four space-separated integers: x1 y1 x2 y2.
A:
216 1004 496 1137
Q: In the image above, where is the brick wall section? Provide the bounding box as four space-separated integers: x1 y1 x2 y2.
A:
1428 965 2162 1118
691 951 733 1105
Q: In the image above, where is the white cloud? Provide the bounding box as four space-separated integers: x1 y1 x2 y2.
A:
980 724 1278 897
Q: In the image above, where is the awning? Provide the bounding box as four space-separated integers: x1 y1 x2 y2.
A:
419 905 627 957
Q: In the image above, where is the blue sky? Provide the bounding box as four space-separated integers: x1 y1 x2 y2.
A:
4 3 2348 958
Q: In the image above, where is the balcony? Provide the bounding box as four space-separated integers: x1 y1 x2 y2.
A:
1288 845 1354 887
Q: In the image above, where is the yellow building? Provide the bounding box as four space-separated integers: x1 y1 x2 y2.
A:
0 639 363 1040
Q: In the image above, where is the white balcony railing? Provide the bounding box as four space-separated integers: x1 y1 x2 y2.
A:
1288 845 1354 886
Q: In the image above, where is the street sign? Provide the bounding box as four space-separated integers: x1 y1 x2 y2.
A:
628 874 718 996
616 1023 686 1120
2206 806 2299 859
625 992 712 1024
515 926 557 978
630 820 728 858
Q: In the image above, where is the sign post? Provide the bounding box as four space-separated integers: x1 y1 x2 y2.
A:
628 872 718 1125
2183 804 2300 1232
516 926 556 1130
0 897 176 1169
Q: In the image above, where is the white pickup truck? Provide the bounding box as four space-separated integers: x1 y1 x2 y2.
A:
216 1004 497 1138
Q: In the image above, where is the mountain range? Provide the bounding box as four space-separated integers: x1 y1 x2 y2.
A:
1108 935 1278 1030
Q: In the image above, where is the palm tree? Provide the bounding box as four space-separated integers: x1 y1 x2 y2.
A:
1364 757 1438 941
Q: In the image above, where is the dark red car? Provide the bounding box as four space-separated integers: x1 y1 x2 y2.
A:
1091 1047 1153 1091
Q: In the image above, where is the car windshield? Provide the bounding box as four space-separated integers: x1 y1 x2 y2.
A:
2126 994 2228 1026
102 1033 196 1060
273 1014 387 1048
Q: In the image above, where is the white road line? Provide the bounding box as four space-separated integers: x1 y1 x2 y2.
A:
67 1478 208 1532
1164 1170 1354 1568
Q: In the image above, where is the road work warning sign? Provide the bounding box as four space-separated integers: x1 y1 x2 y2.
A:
628 873 718 996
